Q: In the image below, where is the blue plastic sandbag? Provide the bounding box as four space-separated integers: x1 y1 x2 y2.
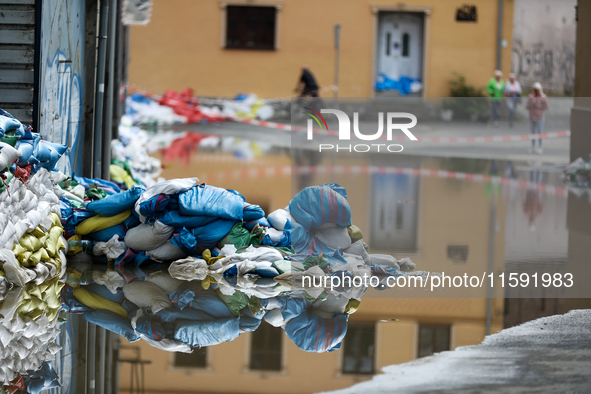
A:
243 217 271 231
73 174 122 195
87 223 127 242
156 306 216 323
159 210 217 228
86 185 146 216
174 317 240 347
0 114 21 136
243 203 265 220
239 315 261 332
83 309 140 343
285 311 348 352
169 282 234 318
289 184 351 231
171 219 236 255
178 184 245 220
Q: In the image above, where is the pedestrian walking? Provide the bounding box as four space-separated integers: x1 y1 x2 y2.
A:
504 73 522 127
526 82 549 154
486 70 505 127
295 66 319 97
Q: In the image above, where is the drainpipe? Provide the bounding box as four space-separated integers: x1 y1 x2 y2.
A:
93 0 110 179
496 0 504 70
102 0 117 180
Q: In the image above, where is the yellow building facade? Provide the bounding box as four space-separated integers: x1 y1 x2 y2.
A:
128 0 514 98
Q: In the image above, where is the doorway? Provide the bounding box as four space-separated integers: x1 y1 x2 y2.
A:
376 12 425 96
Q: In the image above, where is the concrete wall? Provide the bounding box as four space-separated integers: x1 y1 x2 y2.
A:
511 0 576 94
128 0 514 98
38 0 86 174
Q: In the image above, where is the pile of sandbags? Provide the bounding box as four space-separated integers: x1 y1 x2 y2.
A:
63 178 421 354
0 110 69 389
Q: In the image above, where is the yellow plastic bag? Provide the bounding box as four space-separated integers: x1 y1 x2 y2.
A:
73 287 128 318
19 234 43 252
75 210 131 235
345 299 361 315
348 225 364 242
110 165 136 189
45 226 64 257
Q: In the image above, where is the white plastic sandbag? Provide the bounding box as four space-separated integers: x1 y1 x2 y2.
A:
124 221 173 251
267 209 290 231
146 240 187 262
122 280 172 313
168 257 209 281
0 142 21 170
93 234 126 259
145 271 183 293
314 223 352 250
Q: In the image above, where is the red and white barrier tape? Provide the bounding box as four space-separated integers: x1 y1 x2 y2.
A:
127 86 571 143
224 115 570 143
126 84 336 105
201 165 568 198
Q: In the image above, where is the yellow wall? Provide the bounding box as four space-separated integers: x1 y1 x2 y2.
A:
129 0 514 98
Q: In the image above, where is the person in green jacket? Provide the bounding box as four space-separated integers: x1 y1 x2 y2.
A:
486 70 505 127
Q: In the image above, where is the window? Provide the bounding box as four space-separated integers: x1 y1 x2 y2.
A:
174 349 207 368
342 323 375 375
225 6 277 50
418 324 450 358
447 245 469 264
250 322 282 371
402 33 410 57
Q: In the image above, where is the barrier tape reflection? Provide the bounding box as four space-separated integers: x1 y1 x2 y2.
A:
200 165 568 198
126 85 570 143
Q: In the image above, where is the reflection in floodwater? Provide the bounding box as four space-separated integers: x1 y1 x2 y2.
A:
63 183 423 356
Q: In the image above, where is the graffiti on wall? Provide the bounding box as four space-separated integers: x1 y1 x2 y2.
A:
40 51 82 173
39 0 86 174
512 41 575 94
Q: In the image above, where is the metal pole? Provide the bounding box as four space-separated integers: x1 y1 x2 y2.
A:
102 0 117 180
333 24 341 101
93 0 110 179
496 0 504 70
98 327 106 394
486 198 496 336
87 323 96 394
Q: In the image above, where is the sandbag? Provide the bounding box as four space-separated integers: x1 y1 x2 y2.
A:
145 271 183 293
243 203 265 221
87 224 127 242
0 142 22 170
285 311 348 352
267 209 290 231
86 185 145 217
171 219 236 255
289 184 351 231
168 257 209 281
93 234 126 259
122 280 172 313
178 184 245 220
314 223 352 250
369 254 400 269
174 317 240 347
156 306 215 323
135 177 198 220
75 210 131 235
159 210 217 228
146 240 188 262
72 287 128 318
83 310 139 343
124 221 173 251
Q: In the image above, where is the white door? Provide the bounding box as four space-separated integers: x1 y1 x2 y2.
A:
377 12 424 82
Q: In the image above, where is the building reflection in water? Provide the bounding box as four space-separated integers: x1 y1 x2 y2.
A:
103 145 587 394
